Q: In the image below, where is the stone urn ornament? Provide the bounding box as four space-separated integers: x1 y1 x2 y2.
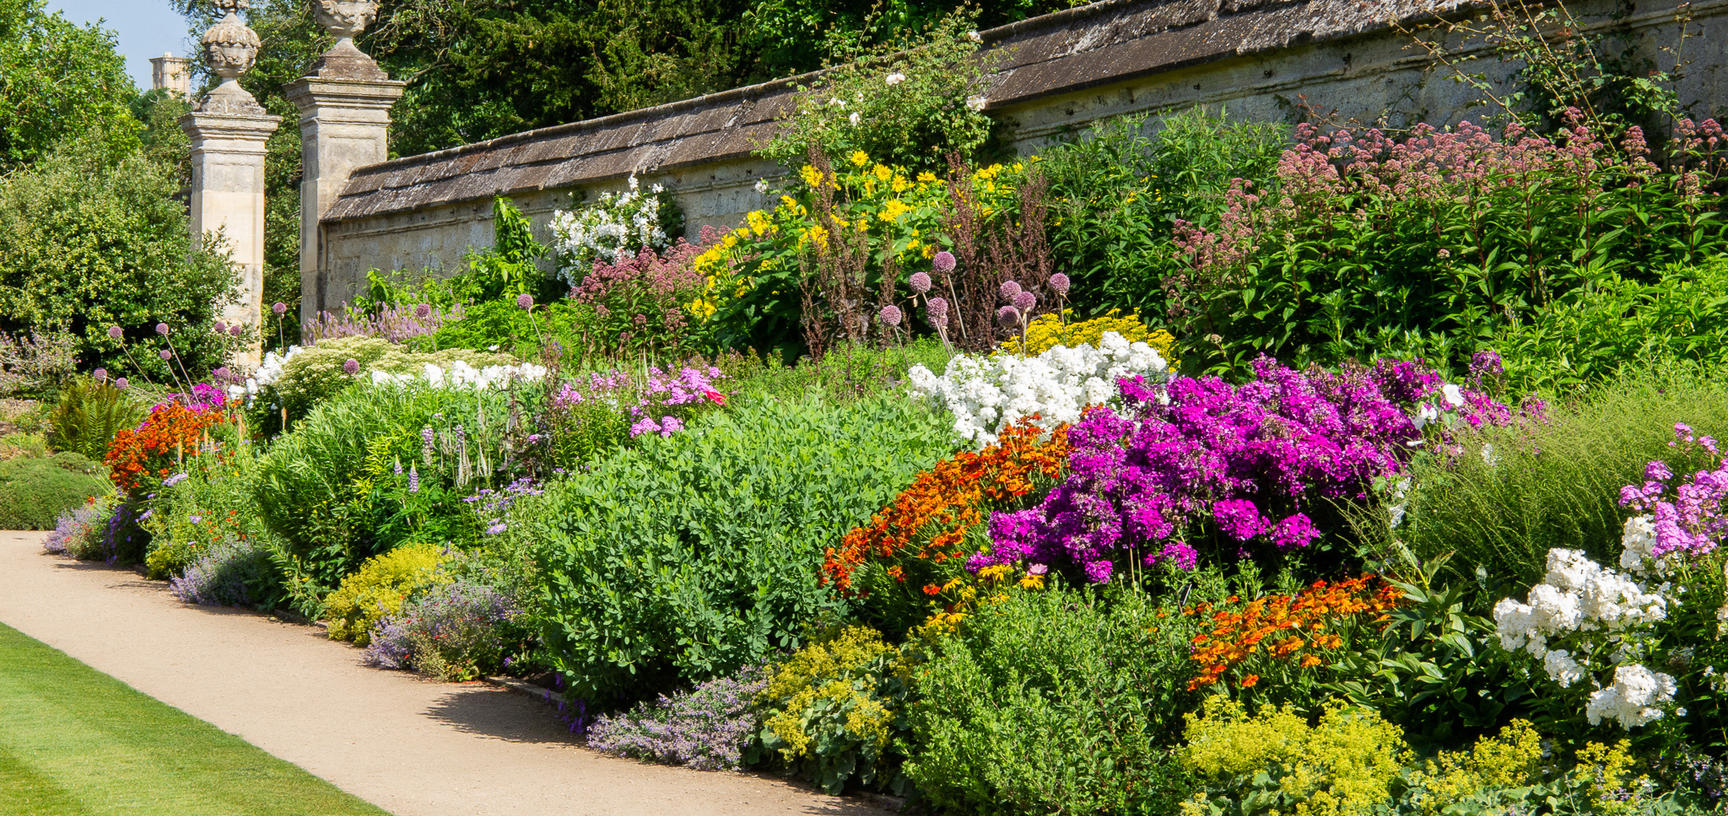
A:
309 0 387 79
197 0 265 114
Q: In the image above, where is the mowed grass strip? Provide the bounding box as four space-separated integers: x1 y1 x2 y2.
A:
0 622 389 816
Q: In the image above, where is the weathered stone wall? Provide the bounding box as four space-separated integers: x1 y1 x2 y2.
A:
315 0 1728 311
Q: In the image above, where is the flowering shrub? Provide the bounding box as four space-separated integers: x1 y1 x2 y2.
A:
42 497 112 559
758 626 906 793
364 576 526 681
169 536 276 607
1180 697 1409 816
1166 114 1728 372
1619 423 1726 566
999 309 1176 361
977 358 1495 582
907 332 1170 446
103 397 230 492
822 419 1068 630
1184 575 1403 692
567 234 708 354
549 175 680 287
586 663 769 771
0 329 76 397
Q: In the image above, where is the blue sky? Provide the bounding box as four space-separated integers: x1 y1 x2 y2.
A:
47 0 193 91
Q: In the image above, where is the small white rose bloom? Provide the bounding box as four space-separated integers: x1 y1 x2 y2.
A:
1442 383 1465 407
966 95 987 112
849 111 861 127
753 179 769 194
885 72 906 86
966 29 981 42
828 97 846 109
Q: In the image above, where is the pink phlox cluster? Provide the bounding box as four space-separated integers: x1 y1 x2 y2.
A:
1620 424 1728 561
974 357 1511 582
153 382 227 414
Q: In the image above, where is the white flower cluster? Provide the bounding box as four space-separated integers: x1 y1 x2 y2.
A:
906 332 1170 446
225 345 302 402
367 360 547 390
1493 548 1674 728
549 174 671 286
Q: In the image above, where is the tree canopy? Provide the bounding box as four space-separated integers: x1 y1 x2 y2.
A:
0 0 137 169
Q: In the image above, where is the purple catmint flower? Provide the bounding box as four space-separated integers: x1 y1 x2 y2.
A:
163 472 188 487
108 325 124 340
879 305 902 327
996 305 1020 326
1012 290 1036 312
516 293 535 311
343 358 360 375
155 322 170 336
927 297 949 327
932 251 956 273
998 280 1022 301
909 271 932 294
1049 272 1070 295
272 302 288 316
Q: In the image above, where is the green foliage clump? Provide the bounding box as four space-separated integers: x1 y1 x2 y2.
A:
323 542 447 644
522 393 952 702
720 338 953 404
758 625 906 793
254 336 513 434
1180 697 1408 816
47 376 144 461
1389 368 1728 596
0 0 135 170
424 299 585 358
1492 256 1728 394
0 451 110 530
904 586 1197 815
0 330 77 398
1041 109 1289 320
141 451 275 581
0 130 239 378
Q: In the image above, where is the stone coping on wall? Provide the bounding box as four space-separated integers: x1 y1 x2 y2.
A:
322 0 1477 224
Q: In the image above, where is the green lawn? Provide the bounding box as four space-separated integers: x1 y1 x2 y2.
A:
0 622 389 816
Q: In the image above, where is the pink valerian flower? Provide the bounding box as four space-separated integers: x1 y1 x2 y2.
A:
973 356 1514 581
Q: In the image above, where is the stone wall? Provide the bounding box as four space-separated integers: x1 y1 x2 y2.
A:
313 0 1728 311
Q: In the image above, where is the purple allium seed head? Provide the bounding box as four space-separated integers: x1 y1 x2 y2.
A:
1049 272 1070 295
158 349 173 361
214 320 227 333
996 305 1020 326
932 250 956 273
229 324 243 337
154 322 170 336
108 325 124 340
878 305 902 327
115 377 129 389
93 368 108 382
926 296 949 327
212 366 230 381
415 303 432 319
343 358 360 375
998 280 1022 301
908 271 932 294
1013 290 1036 312
272 301 287 316
516 293 534 311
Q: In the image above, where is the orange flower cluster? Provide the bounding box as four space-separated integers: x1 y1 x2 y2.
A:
105 402 229 491
822 420 1070 595
1184 575 1402 692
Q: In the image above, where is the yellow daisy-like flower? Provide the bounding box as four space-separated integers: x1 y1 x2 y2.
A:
746 210 772 237
849 150 869 167
916 171 938 184
798 164 824 189
879 198 911 223
891 175 910 194
873 163 892 182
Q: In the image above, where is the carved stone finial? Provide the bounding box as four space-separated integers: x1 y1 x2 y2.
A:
313 0 379 47
197 8 266 115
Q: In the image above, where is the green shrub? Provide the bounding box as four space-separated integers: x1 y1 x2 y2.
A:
252 336 513 435
0 329 77 398
0 451 110 530
323 542 447 645
1492 256 1728 394
141 450 272 579
423 298 585 357
1041 108 1288 321
1180 696 1408 816
903 586 1198 815
0 129 239 378
521 393 952 702
252 384 515 594
1381 368 1728 598
47 375 143 460
720 338 953 404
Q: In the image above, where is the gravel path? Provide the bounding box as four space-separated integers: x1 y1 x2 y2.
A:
0 531 890 816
